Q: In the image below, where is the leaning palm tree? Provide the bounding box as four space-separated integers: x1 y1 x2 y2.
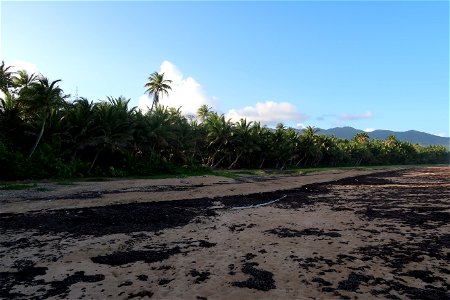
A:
144 72 172 112
18 77 67 159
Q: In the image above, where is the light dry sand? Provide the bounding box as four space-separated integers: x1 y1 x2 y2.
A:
1 166 449 299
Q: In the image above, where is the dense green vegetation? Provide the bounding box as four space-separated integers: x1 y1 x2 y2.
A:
1 63 448 180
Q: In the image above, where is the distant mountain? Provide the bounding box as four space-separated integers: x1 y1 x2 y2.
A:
307 126 450 147
317 127 361 140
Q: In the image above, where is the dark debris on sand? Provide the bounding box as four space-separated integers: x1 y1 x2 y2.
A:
0 199 217 237
232 262 276 291
1 167 450 299
189 269 211 284
0 259 104 299
266 227 341 238
127 290 154 299
91 246 181 266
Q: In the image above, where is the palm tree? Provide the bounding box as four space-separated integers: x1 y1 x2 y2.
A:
18 77 67 159
86 96 136 173
252 122 272 169
197 104 211 122
227 119 260 169
297 126 320 167
13 70 37 90
303 126 319 139
141 105 175 153
0 61 14 94
353 132 369 144
65 97 97 159
144 72 172 112
204 112 232 168
0 92 25 149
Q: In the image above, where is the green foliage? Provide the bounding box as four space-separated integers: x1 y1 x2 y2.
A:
0 183 36 190
0 140 29 180
0 65 448 181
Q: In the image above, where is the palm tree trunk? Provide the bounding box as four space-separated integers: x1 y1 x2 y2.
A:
304 157 310 167
356 158 362 166
150 95 159 112
72 149 78 161
228 153 242 169
296 154 307 166
28 118 46 159
208 144 223 167
258 157 266 169
88 150 101 174
212 155 226 169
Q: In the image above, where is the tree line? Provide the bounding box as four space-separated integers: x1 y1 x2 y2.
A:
0 62 448 180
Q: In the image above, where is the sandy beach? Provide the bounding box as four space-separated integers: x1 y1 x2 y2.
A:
1 166 449 299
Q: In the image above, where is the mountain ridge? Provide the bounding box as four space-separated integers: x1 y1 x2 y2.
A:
305 126 449 147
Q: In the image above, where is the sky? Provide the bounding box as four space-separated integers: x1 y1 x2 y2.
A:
1 1 449 136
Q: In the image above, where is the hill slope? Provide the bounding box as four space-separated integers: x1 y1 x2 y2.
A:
310 127 449 147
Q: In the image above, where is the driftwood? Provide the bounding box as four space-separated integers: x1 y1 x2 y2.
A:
231 195 287 210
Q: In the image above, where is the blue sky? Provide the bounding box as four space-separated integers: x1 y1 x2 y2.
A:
1 1 449 136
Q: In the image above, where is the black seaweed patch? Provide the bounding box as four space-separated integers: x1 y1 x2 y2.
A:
232 263 276 291
91 247 180 266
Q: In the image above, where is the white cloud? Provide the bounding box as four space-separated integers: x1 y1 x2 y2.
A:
8 60 40 76
364 128 376 132
339 111 373 120
139 60 217 115
436 132 447 137
226 101 307 126
138 94 151 111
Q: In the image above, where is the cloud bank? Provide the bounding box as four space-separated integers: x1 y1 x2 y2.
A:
226 101 307 126
138 61 217 115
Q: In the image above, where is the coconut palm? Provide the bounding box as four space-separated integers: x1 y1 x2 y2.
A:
303 126 319 139
227 119 260 169
204 112 233 168
0 92 25 149
297 126 321 167
0 61 14 94
144 72 172 112
64 97 97 159
140 105 175 153
86 96 136 173
251 122 272 169
197 104 211 122
18 77 67 159
353 132 369 144
13 70 37 90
